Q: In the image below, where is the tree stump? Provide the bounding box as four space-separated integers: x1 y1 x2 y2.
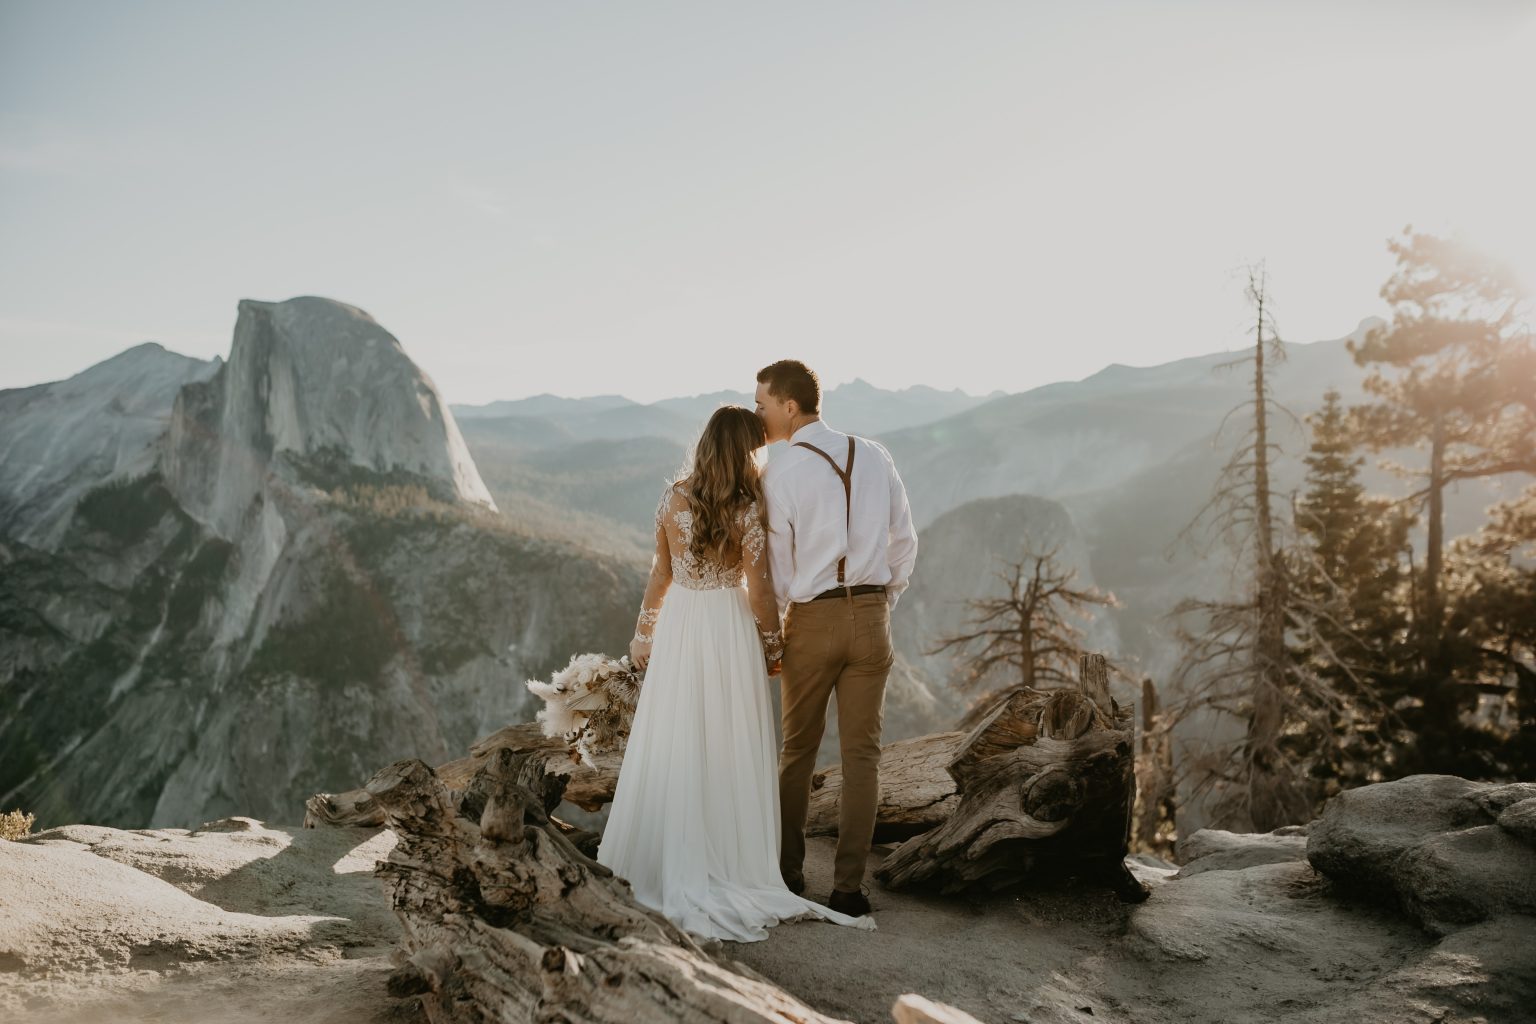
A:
874 654 1147 900
367 746 855 1023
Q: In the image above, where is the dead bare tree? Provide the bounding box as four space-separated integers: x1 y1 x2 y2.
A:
1161 263 1366 833
1131 678 1177 857
926 543 1120 725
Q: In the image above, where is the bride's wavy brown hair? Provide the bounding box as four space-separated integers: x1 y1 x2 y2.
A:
675 405 768 565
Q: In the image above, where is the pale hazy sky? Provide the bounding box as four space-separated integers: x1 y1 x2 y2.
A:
3 1 1533 405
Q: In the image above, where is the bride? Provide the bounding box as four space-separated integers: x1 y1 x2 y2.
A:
595 405 877 942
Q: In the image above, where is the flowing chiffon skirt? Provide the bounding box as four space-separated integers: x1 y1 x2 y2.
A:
595 582 877 942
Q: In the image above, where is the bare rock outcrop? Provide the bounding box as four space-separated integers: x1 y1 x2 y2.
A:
0 815 404 1023
1306 774 1536 934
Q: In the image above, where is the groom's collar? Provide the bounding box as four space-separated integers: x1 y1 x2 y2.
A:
788 418 833 446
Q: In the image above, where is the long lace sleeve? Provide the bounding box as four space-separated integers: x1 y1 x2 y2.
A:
633 487 675 646
740 498 784 664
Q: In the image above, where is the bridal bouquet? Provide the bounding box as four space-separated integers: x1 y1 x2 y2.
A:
525 652 643 768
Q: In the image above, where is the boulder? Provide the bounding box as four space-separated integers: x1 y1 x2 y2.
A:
1306 774 1536 934
1394 825 1536 933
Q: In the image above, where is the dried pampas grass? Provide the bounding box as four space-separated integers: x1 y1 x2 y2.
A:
525 652 643 768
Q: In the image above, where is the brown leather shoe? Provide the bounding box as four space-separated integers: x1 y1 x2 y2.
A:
827 886 871 916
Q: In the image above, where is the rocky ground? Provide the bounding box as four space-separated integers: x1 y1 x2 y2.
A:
0 817 418 1024
728 831 1534 1024
3 775 1533 1024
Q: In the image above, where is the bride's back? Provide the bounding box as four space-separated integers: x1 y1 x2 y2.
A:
657 483 765 591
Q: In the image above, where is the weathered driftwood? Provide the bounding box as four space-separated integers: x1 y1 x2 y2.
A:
465 721 623 811
302 783 384 828
875 654 1147 900
368 747 854 1024
807 732 965 841
305 721 620 828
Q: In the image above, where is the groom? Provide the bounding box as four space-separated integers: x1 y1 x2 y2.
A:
754 360 919 916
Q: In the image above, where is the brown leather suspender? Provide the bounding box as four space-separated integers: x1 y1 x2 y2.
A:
793 436 856 591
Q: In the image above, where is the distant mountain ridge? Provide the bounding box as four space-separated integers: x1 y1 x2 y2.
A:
455 317 1422 562
451 378 1011 560
0 342 221 550
451 378 1007 446
879 319 1392 529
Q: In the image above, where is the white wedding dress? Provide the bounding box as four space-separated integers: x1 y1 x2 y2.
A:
595 483 877 942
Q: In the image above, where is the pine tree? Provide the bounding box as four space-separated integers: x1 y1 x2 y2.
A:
1345 226 1536 775
1285 387 1416 790
1296 389 1369 584
1443 487 1536 779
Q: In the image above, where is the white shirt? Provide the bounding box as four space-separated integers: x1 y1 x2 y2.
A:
760 419 918 619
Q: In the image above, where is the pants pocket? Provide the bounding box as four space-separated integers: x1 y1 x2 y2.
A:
852 605 894 669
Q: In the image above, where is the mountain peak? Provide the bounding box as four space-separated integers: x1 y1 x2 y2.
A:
159 296 495 539
237 295 382 327
0 339 223 549
68 340 210 383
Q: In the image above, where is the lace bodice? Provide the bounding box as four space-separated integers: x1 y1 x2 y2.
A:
632 483 783 663
669 506 752 590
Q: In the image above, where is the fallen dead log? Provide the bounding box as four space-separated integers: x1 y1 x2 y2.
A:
310 720 959 841
304 721 620 828
874 654 1146 900
368 745 854 1023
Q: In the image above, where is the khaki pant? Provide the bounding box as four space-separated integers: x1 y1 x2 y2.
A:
778 591 894 893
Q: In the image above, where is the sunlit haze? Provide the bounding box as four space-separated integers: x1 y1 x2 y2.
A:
3 1 1533 404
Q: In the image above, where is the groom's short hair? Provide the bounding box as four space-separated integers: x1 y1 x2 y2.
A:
756 360 821 414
